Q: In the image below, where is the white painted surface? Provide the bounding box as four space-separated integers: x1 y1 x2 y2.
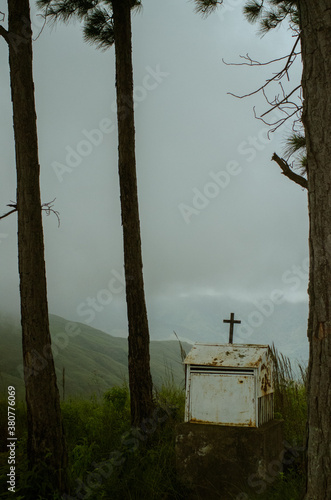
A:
189 372 256 426
184 343 274 426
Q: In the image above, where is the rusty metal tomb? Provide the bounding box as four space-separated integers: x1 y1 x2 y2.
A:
184 343 274 427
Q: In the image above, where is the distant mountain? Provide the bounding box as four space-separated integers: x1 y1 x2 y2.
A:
81 294 309 363
145 295 309 362
0 294 309 400
0 314 190 400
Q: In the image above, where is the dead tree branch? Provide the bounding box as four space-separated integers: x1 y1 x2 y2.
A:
33 8 49 42
1 10 47 45
272 153 307 189
223 52 295 68
248 79 303 136
224 37 300 100
0 24 10 45
260 84 301 118
41 198 61 227
254 103 302 135
223 36 302 136
0 203 17 220
0 199 61 226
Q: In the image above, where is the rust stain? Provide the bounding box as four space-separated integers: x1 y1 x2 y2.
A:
260 373 271 394
189 418 256 427
259 359 272 394
189 418 208 424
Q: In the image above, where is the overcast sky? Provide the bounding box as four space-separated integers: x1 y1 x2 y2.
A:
0 0 308 341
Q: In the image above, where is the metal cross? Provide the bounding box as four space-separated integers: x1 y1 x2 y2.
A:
223 312 241 344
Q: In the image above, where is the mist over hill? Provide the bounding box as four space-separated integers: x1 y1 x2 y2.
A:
91 294 309 361
0 314 189 400
0 294 308 400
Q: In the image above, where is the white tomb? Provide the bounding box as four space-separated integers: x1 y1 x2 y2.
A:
184 343 274 427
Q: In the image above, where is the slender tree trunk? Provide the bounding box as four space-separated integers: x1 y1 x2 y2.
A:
112 0 154 426
7 0 67 492
299 2 331 499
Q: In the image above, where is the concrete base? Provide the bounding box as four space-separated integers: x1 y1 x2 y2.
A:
176 420 284 500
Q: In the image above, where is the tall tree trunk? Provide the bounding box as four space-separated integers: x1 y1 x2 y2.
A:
7 0 67 492
299 2 331 499
112 0 154 426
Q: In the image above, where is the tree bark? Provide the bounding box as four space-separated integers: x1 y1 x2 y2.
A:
299 2 331 499
112 0 154 426
7 0 67 492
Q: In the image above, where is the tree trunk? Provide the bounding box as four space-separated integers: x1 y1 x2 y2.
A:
299 2 331 499
112 0 154 426
7 0 67 492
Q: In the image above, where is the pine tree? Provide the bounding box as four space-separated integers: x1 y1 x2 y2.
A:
194 1 331 498
37 0 155 426
0 1 67 493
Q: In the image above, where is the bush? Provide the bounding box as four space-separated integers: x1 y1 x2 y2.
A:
0 356 308 500
60 383 186 500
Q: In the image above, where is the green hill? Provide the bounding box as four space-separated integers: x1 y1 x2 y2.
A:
0 314 190 400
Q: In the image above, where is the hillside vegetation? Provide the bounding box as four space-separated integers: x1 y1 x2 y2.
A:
0 324 307 499
0 370 306 500
0 314 189 399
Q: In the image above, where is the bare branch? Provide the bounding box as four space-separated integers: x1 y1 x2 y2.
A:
225 36 300 100
254 106 302 136
33 13 48 42
222 50 300 68
0 199 61 226
0 201 17 220
260 84 301 117
0 24 10 45
272 153 308 189
41 198 61 227
0 208 17 220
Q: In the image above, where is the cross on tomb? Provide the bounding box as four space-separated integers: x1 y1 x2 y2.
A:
223 312 241 344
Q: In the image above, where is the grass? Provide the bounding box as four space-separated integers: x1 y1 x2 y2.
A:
0 348 307 500
271 343 307 447
248 470 305 500
239 345 307 500
0 382 188 500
